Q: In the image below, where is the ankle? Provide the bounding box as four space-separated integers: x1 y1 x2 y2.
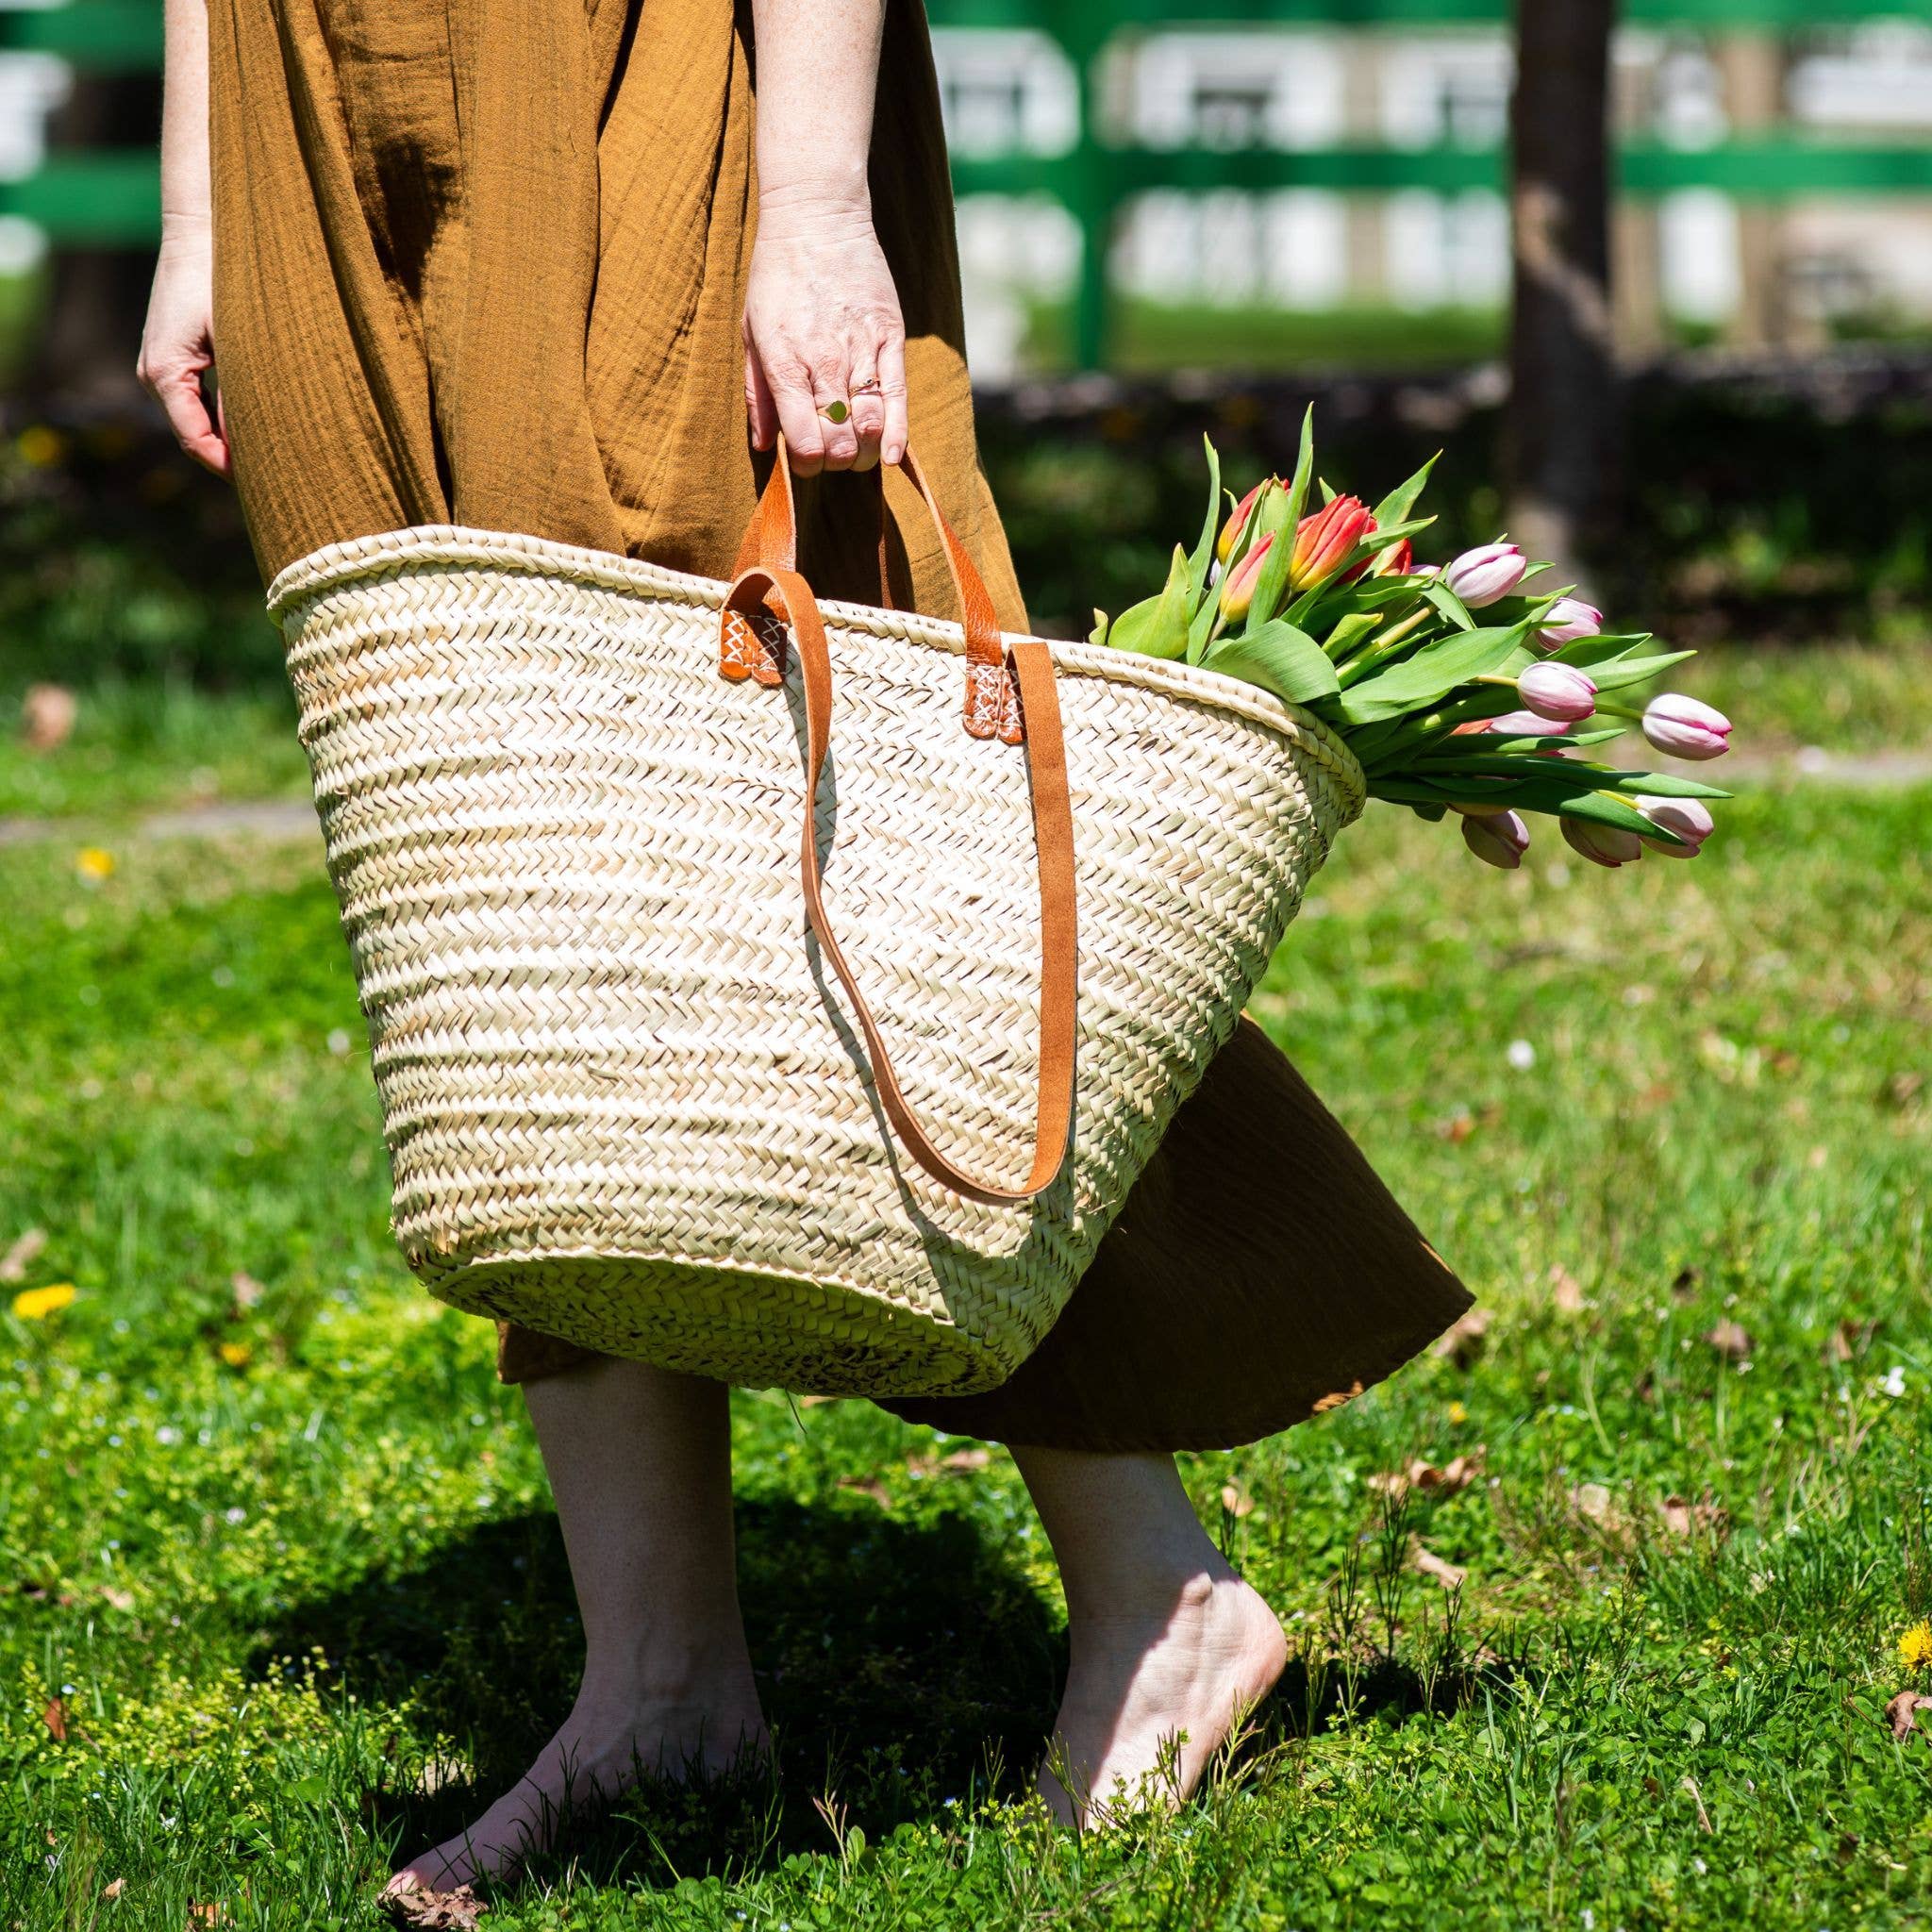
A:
1063 1557 1241 1637
575 1633 758 1712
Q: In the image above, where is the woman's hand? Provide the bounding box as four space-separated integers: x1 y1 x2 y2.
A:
742 188 908 477
137 225 229 477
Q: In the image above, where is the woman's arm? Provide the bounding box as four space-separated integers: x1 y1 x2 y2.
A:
742 0 908 475
137 0 228 475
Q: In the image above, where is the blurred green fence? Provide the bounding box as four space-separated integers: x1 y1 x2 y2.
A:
5 0 1932 363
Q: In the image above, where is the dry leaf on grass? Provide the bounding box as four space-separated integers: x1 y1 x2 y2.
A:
1220 1481 1255 1519
1310 1380 1364 1415
188 1907 226 1927
99 1587 135 1613
20 683 77 752
1433 1307 1491 1370
1680 1774 1714 1833
1569 1482 1635 1545
1411 1542 1467 1590
1370 1449 1486 1506
1657 1494 1730 1541
229 1271 264 1311
940 1447 991 1472
1548 1265 1587 1314
382 1884 487 1929
1704 1320 1754 1361
0 1229 47 1283
42 1697 83 1743
1885 1690 1932 1741
835 1474 892 1510
102 1878 125 1899
1825 1320 1876 1365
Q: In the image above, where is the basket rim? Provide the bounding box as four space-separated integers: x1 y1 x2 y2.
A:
267 522 1367 813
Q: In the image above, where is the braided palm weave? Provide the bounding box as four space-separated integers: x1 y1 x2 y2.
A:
268 527 1365 1395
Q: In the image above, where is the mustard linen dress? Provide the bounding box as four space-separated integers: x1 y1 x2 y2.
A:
209 0 1472 1450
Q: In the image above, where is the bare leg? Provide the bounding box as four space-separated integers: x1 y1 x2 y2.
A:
386 1358 768 1896
1011 1446 1287 1828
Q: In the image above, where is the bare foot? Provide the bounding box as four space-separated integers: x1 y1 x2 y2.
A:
382 1662 769 1897
1039 1567 1287 1828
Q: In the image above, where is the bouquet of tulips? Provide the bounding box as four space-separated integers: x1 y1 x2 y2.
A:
1090 412 1733 868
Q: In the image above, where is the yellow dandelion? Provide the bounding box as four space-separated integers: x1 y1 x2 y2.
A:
12 1283 76 1321
75 847 115 882
218 1341 253 1369
1899 1621 1932 1671
1448 1401 1470 1425
16 425 66 469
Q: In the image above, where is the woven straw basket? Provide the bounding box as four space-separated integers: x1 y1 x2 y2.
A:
267 450 1364 1397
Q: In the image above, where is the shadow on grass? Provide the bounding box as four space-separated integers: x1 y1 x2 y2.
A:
253 1493 1065 1887
253 1497 1506 1892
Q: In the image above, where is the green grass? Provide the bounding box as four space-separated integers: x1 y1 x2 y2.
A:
0 679 1928 1927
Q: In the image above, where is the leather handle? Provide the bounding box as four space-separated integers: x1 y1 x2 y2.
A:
732 438 1017 740
722 560 1078 1208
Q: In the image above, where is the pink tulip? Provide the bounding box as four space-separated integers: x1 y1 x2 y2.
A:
1444 541 1526 608
1488 709 1571 738
1634 793 1714 858
1641 694 1731 760
1517 662 1598 723
1461 809 1530 870
1288 496 1376 591
1561 818 1643 869
1217 480 1268 565
1539 597 1603 646
1218 532 1274 621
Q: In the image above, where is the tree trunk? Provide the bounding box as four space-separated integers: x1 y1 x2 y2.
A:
1506 0 1619 589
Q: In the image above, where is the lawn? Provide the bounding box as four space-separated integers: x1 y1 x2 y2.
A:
0 658 1927 1928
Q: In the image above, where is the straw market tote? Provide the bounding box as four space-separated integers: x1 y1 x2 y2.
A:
267 446 1364 1396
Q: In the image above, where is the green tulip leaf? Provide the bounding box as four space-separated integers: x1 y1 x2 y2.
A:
1108 546 1192 660
1558 791 1686 843
1281 404 1316 539
1333 624 1535 725
1373 452 1441 528
1420 578 1477 632
1202 620 1340 705
1184 435 1224 618
1583 651 1698 692
1241 483 1299 635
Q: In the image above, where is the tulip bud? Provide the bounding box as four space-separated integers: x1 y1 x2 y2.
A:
1217 480 1268 565
1488 708 1571 739
1461 809 1530 870
1444 541 1526 608
1218 531 1274 622
1641 693 1731 761
1372 537 1414 578
1517 662 1598 723
1561 818 1643 869
1539 597 1603 646
1634 793 1713 858
1288 495 1375 591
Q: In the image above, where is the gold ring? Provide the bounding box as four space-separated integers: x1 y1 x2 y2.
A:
817 397 850 425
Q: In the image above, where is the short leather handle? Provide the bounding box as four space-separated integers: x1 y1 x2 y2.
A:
722 560 1078 1208
733 438 1016 739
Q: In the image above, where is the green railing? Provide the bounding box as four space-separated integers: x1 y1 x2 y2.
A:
5 0 1931 360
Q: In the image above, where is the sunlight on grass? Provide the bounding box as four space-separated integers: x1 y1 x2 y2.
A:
0 762 1925 1925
